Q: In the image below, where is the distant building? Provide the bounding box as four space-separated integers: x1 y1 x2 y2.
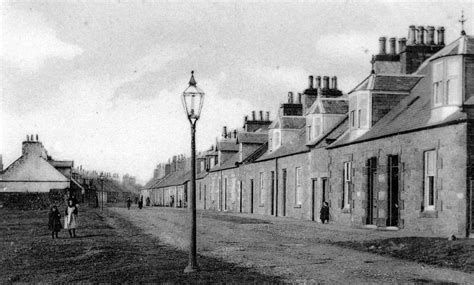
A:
0 135 74 193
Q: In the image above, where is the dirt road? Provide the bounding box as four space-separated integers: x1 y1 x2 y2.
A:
111 206 474 283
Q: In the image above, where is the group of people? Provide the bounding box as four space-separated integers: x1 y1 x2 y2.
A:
48 195 79 239
126 196 150 210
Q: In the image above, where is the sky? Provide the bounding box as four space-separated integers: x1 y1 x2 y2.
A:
1 0 473 184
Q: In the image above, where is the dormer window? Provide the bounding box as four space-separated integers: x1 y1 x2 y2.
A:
432 57 462 107
273 130 281 150
349 92 369 130
307 115 322 141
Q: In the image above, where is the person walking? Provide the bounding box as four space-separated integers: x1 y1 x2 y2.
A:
126 197 132 210
320 201 330 224
64 199 79 237
138 197 143 209
48 205 62 239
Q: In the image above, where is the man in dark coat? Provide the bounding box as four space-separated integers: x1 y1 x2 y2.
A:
320 202 330 224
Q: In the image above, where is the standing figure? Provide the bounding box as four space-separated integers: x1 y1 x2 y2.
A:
320 202 330 224
138 197 143 209
48 205 62 239
126 197 132 210
146 197 150 207
170 195 175 208
64 199 79 237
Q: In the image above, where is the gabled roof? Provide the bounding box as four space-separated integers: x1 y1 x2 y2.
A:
269 116 306 129
155 170 191 188
256 128 309 161
307 116 348 147
236 132 268 144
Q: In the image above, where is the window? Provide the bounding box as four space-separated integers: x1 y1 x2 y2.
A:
424 150 437 211
224 178 228 210
259 172 264 204
307 125 312 141
199 183 202 200
314 117 321 138
273 131 281 150
350 110 355 127
342 162 352 209
295 167 302 205
432 57 462 106
358 110 361 128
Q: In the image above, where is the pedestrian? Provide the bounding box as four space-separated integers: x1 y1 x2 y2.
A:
146 197 150 207
138 197 143 209
170 195 175 208
320 201 330 224
48 205 62 239
67 193 79 207
64 199 79 238
127 197 131 210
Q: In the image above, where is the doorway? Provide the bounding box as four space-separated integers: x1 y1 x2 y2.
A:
366 157 377 225
239 181 243 213
387 155 400 227
311 179 317 221
203 185 207 209
250 179 254 214
271 171 275 215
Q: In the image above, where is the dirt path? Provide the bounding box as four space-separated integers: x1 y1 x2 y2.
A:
111 206 474 283
0 207 280 283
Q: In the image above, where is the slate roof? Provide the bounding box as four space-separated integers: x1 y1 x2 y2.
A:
321 100 349 114
155 170 191 188
217 140 239 152
269 116 306 129
329 36 474 148
236 132 268 144
351 74 423 93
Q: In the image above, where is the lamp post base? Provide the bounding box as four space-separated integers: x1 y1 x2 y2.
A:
184 264 199 273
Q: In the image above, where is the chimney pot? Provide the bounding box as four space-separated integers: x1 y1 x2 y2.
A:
259 110 264 121
252 111 256 120
331 76 338 90
36 134 38 141
427 26 435 45
297 93 302 104
30 134 34 141
288 92 294 103
323 76 330 89
265 111 270 121
233 129 237 138
308 75 314 89
26 135 29 141
416 26 425 45
437 26 445 46
315 76 321 88
398 37 407 53
223 126 227 138
408 25 416 45
389 37 396 54
378 37 387 55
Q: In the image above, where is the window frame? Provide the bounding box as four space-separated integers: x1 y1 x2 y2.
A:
342 161 352 209
295 167 302 206
259 172 265 205
423 150 437 211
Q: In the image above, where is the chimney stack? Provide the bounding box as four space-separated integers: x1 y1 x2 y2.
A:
288 92 294 103
408 25 416 45
265 111 270 121
315 76 321 88
223 126 227 138
259 110 264 121
427 26 435 45
389 37 396 55
252 111 256 120
398 37 407 52
378 37 387 54
308 75 314 89
437 26 445 46
323 76 330 89
416 26 424 45
331 76 338 90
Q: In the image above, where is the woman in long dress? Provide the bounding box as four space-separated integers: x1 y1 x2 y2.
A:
64 199 79 237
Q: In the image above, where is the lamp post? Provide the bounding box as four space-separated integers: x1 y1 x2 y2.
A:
182 70 205 273
99 174 104 211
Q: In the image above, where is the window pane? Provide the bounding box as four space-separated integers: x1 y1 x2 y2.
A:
447 78 461 105
428 176 435 206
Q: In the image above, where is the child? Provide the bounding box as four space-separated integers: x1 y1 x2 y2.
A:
64 199 79 238
48 205 62 239
320 202 330 224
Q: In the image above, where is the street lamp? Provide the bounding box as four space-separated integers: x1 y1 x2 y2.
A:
182 70 204 273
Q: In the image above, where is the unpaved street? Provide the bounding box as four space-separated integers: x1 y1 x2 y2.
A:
112 206 474 283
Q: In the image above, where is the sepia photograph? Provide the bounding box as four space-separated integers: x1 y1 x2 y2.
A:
1 0 474 283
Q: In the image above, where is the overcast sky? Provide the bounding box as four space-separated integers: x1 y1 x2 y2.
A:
1 1 472 184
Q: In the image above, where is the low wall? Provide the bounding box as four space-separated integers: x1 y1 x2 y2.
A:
0 189 67 210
